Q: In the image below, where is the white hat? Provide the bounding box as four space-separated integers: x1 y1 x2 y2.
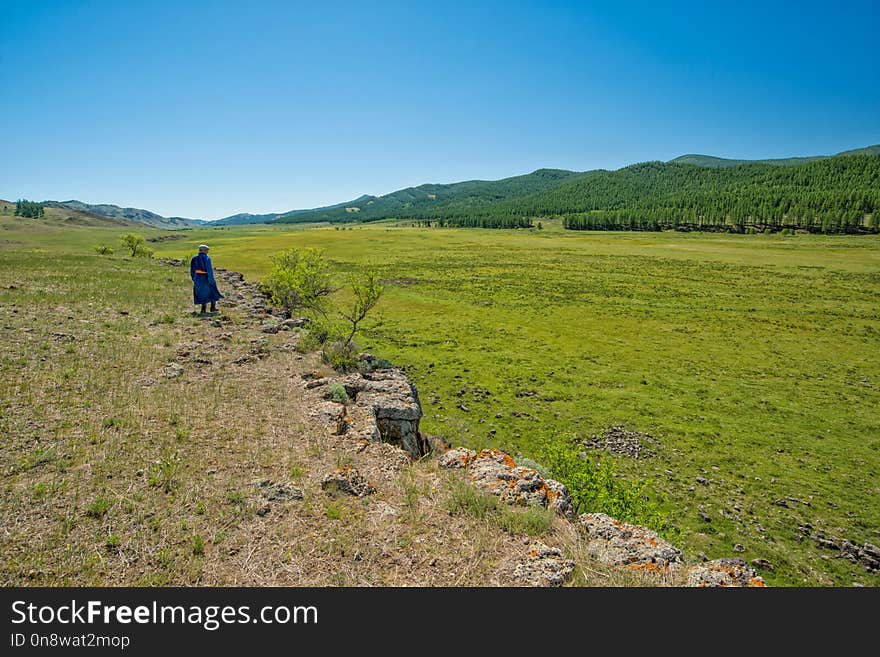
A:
198 244 209 251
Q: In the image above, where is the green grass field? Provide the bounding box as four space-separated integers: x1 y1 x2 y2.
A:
3 208 879 585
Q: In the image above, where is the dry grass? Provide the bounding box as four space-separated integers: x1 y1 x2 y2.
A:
0 249 645 587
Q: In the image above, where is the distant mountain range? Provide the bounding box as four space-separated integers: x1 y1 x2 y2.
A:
669 144 880 168
41 201 206 229
212 196 374 225
25 143 878 229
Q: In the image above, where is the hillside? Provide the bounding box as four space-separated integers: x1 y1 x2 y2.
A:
277 146 880 231
212 212 284 226
419 155 880 233
669 144 880 167
274 170 580 224
213 197 376 225
43 200 205 229
1 199 137 228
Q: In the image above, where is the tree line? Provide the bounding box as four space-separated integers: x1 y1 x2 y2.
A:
15 199 44 219
526 156 880 234
405 155 880 234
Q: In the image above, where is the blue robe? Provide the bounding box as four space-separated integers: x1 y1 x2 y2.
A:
190 252 223 305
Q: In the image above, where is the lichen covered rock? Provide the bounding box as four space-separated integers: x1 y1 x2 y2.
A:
577 513 682 570
438 447 476 469
439 448 573 517
513 541 575 587
687 558 766 587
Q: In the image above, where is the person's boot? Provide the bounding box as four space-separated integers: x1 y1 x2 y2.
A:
210 302 217 313
200 304 207 315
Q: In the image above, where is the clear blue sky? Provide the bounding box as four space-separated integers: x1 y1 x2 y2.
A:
2 0 878 220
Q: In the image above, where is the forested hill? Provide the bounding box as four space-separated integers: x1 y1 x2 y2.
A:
279 149 880 233
518 155 880 233
273 169 579 224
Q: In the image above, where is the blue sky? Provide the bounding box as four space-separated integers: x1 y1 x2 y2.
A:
2 0 878 220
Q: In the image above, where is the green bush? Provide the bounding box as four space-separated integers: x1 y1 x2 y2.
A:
94 245 114 255
261 247 334 317
327 382 349 404
119 233 153 258
533 434 669 533
86 497 111 518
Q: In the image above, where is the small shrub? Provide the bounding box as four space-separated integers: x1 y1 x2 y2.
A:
289 466 305 480
102 416 124 430
94 245 114 255
533 435 669 533
105 534 121 550
86 498 111 518
497 505 555 536
226 490 247 506
322 339 358 372
327 382 349 404
148 451 183 493
516 456 552 479
191 535 205 556
325 503 342 520
444 479 498 519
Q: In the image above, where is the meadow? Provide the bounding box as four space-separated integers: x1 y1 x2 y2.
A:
156 221 880 586
2 208 878 585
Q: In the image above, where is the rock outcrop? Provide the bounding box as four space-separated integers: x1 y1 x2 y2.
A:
440 448 573 517
321 466 375 497
513 541 576 587
687 558 766 587
577 513 682 572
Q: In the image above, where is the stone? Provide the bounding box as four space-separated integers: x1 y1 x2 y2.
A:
439 448 572 517
437 447 476 469
340 370 427 458
162 362 184 379
256 480 303 502
467 449 573 515
513 542 575 587
687 558 766 587
280 318 307 330
310 401 345 427
858 543 880 573
751 558 774 571
581 425 657 459
577 513 683 571
733 543 745 553
321 466 375 497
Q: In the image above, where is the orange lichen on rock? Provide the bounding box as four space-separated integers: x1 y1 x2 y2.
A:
686 559 766 587
626 562 670 574
475 448 516 467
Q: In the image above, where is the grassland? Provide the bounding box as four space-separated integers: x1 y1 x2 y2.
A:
2 204 879 586
5 206 646 587
155 221 880 586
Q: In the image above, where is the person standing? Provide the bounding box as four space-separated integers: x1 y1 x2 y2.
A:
190 244 223 314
